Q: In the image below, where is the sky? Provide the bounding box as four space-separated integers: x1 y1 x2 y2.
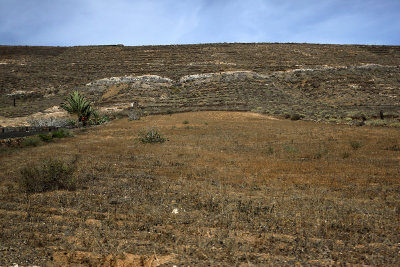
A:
0 0 399 46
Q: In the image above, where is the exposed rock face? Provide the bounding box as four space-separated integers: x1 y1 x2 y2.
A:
86 75 173 87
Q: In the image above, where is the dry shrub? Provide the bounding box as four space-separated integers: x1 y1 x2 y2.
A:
18 159 76 193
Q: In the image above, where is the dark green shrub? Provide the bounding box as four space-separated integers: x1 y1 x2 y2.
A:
91 114 111 125
19 159 76 193
183 120 189 124
22 136 42 147
38 133 53 142
139 129 167 144
51 128 72 138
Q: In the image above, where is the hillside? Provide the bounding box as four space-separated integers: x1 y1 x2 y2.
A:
1 43 399 123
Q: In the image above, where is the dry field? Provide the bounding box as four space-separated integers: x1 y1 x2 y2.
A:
1 111 400 266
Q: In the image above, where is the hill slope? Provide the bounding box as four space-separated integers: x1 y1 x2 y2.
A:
0 43 399 121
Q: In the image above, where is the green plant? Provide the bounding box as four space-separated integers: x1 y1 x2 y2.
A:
18 159 76 193
284 145 298 153
51 128 72 138
22 136 42 147
139 129 167 144
266 146 274 155
90 114 111 125
61 91 97 126
183 120 189 124
350 140 363 150
38 133 53 142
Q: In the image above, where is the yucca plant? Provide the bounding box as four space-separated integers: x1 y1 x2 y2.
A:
61 91 96 126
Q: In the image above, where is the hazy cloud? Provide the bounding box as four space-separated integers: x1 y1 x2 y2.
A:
0 0 399 46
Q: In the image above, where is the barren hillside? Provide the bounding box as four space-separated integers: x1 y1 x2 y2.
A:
1 43 399 122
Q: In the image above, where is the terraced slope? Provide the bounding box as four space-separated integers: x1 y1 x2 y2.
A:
0 43 399 120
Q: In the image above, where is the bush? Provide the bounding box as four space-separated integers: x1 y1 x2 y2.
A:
266 146 274 155
183 120 189 124
18 159 76 193
22 136 42 147
139 129 167 144
89 115 111 125
284 145 298 153
350 140 363 150
51 128 72 138
290 113 301 121
38 133 53 142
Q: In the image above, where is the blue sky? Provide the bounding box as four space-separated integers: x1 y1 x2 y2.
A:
0 0 399 46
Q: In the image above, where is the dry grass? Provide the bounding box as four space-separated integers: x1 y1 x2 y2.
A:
0 111 399 265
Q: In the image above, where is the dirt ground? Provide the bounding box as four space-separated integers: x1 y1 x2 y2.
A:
1 111 399 266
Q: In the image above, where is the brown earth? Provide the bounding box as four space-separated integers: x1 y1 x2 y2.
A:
0 43 400 265
0 43 399 123
1 111 399 266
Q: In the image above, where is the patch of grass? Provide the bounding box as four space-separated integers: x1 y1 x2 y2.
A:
365 120 387 127
139 129 167 144
51 128 72 138
344 117 353 122
350 140 363 150
21 136 42 147
284 144 298 153
266 146 274 155
18 159 76 193
183 120 189 124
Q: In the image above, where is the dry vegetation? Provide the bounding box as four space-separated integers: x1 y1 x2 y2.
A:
1 111 399 266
